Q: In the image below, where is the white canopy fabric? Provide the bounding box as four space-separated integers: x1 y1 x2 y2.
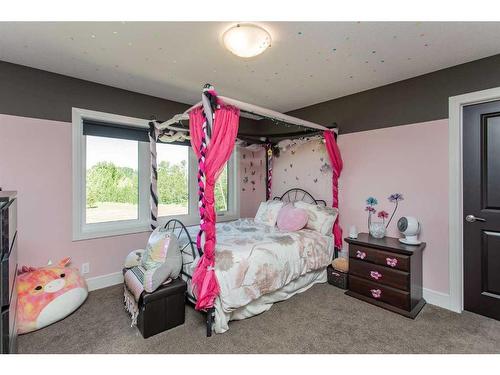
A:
158 95 330 132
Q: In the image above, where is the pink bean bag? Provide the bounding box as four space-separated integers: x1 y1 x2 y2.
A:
16 257 88 334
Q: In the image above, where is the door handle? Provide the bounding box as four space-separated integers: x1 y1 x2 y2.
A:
465 214 486 223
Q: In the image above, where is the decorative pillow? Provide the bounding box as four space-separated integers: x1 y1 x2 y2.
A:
276 204 308 231
332 257 349 272
124 249 145 269
140 228 182 293
17 258 88 334
294 201 339 235
254 200 284 226
142 228 178 269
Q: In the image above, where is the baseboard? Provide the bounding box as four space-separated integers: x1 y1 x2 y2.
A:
85 271 123 292
423 288 455 311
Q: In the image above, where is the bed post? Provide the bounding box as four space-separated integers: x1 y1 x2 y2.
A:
148 120 159 230
332 122 339 140
189 85 240 335
323 125 343 252
265 142 273 201
206 307 215 337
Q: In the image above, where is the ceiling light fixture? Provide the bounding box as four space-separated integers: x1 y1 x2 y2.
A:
223 23 271 58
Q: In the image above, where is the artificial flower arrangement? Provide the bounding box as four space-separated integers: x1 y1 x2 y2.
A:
365 193 404 238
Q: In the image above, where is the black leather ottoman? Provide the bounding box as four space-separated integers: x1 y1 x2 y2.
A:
132 276 187 339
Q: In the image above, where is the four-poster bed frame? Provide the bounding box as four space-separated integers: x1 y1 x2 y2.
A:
148 84 343 336
163 187 337 336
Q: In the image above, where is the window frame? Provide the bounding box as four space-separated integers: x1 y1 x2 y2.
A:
72 108 151 240
154 142 240 228
72 108 240 241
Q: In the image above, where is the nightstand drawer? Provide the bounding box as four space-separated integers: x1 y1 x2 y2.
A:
349 245 410 272
349 259 409 291
349 275 410 310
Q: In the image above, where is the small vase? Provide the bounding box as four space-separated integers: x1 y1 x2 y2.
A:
369 221 386 239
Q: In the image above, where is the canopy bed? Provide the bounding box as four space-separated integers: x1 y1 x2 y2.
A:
147 85 343 335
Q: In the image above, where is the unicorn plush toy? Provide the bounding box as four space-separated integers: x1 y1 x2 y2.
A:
17 257 88 334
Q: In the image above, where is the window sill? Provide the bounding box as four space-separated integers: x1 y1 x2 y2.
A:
73 215 241 241
156 213 240 227
73 222 151 241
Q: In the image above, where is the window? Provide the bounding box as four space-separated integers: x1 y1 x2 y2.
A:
73 108 239 240
215 165 228 212
154 143 237 220
156 143 189 217
85 136 139 224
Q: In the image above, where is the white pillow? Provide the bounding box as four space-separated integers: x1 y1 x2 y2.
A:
294 201 338 235
254 200 284 226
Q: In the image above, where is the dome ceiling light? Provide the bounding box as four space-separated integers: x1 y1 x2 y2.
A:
223 23 272 58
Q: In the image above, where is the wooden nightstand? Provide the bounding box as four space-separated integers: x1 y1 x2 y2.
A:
344 233 426 319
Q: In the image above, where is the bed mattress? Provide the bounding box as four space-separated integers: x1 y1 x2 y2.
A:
179 218 334 333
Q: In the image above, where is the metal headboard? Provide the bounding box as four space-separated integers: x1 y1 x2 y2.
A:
273 188 327 206
163 219 200 282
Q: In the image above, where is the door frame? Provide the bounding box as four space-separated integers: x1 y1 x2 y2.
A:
448 86 500 313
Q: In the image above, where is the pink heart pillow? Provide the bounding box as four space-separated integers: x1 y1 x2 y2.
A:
276 204 309 231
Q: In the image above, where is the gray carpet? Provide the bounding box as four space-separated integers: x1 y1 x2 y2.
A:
18 283 500 354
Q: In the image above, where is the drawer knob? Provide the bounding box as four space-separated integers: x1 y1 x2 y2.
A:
370 271 382 280
370 289 382 298
356 250 367 259
386 257 398 267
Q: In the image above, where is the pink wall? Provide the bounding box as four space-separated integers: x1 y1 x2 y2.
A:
238 147 266 218
272 138 332 203
0 114 263 279
272 120 450 294
0 114 450 293
0 114 151 278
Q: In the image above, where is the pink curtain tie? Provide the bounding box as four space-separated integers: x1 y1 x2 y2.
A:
323 130 344 249
189 101 240 310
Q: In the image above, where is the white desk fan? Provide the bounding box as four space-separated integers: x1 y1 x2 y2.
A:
397 216 421 245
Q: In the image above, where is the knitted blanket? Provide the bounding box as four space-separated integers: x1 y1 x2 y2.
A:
123 267 145 327
123 266 173 327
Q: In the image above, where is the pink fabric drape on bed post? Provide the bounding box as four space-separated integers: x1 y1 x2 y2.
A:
324 130 343 249
189 103 240 311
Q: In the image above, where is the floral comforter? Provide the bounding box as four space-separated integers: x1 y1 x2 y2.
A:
188 218 333 314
